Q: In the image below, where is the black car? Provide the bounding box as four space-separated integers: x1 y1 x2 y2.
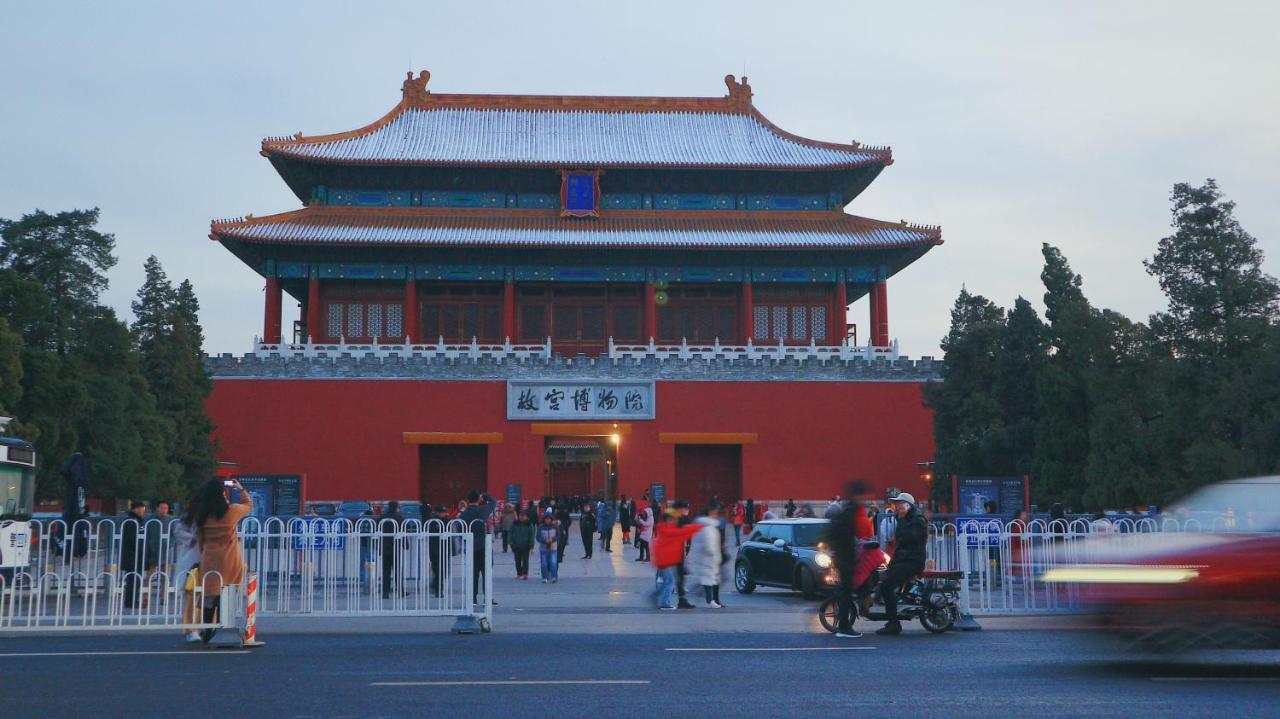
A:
734 518 837 599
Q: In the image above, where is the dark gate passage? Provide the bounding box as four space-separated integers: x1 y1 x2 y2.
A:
548 462 591 497
674 444 742 513
418 445 488 505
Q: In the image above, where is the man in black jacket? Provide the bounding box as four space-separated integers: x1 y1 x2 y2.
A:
555 505 573 564
119 502 148 609
876 492 927 636
823 502 862 637
579 504 597 559
380 501 405 599
459 492 495 605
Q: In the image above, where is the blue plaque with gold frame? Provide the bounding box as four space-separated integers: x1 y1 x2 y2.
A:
560 170 602 218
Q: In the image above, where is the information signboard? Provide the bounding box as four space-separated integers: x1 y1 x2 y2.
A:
952 475 1029 516
650 483 666 506
235 475 304 517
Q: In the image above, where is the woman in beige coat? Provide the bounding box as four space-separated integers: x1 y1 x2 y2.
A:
194 478 253 643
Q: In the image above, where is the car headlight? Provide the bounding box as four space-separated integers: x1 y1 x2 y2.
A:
814 552 832 569
1041 564 1201 584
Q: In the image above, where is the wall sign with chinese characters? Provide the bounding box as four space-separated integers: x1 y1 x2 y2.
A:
560 170 602 218
507 380 655 420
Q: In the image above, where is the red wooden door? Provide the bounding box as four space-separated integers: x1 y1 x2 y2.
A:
418 445 488 505
549 463 591 498
674 445 742 514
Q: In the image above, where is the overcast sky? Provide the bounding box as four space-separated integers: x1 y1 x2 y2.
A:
3 1 1276 357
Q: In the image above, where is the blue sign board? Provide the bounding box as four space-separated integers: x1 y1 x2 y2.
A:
291 518 347 550
956 516 1004 547
650 483 666 506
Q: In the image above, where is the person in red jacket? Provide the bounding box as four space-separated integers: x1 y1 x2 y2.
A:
652 510 703 610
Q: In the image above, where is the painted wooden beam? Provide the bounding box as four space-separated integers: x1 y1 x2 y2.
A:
402 432 504 445
658 432 758 445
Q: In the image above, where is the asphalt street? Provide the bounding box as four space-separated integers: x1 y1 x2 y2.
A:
5 537 1279 717
4 627 1280 717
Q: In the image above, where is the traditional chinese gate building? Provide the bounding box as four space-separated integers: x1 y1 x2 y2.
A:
205 71 942 510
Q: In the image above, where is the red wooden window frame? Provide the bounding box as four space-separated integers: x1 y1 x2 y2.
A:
418 283 504 343
319 281 404 342
515 284 643 348
655 284 740 344
751 284 834 345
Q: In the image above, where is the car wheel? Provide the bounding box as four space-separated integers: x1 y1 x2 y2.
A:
799 566 818 600
734 561 756 594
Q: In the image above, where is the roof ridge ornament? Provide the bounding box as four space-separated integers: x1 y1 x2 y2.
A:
724 74 752 110
403 69 431 105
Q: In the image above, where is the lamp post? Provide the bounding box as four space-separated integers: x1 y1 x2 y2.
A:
916 461 936 512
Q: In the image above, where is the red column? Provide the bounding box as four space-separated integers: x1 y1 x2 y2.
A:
832 281 847 346
403 279 418 342
263 276 282 344
644 281 658 341
306 277 320 342
870 281 889 346
502 280 515 341
741 281 754 343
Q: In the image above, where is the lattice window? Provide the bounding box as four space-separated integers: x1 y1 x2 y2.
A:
327 304 343 339
752 307 769 340
346 303 364 338
368 303 383 340
386 304 403 340
811 305 827 341
792 307 808 340
771 306 787 341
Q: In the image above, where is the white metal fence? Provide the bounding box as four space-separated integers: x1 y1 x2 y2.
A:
924 516 1239 615
1 517 493 634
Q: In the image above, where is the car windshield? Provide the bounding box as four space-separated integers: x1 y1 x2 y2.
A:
1169 481 1280 532
792 523 827 547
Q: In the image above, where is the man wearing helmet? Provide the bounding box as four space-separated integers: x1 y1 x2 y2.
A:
875 492 928 636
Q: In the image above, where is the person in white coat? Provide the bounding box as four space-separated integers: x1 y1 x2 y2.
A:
171 505 202 643
635 506 654 562
685 508 724 608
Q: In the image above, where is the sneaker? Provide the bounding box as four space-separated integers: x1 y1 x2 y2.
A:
835 630 863 638
659 605 677 611
876 622 903 636
552 578 558 583
184 632 201 643
708 601 724 609
678 601 697 610
542 579 548 584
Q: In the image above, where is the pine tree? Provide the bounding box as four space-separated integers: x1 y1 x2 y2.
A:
924 289 1006 505
993 297 1046 476
130 258 216 492
1145 180 1278 361
1144 180 1280 493
131 255 175 357
0 209 116 354
1034 244 1100 510
76 307 179 499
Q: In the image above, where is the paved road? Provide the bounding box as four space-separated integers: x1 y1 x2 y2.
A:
2 628 1279 717
5 533 1279 716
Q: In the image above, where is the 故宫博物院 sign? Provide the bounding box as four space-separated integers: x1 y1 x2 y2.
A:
507 380 655 420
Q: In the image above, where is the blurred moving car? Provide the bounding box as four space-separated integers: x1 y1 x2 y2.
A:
734 518 837 599
1045 476 1280 652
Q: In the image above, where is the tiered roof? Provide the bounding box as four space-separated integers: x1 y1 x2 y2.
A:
261 72 891 170
211 207 941 251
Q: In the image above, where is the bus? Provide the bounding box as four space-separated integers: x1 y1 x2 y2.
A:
0 435 35 521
